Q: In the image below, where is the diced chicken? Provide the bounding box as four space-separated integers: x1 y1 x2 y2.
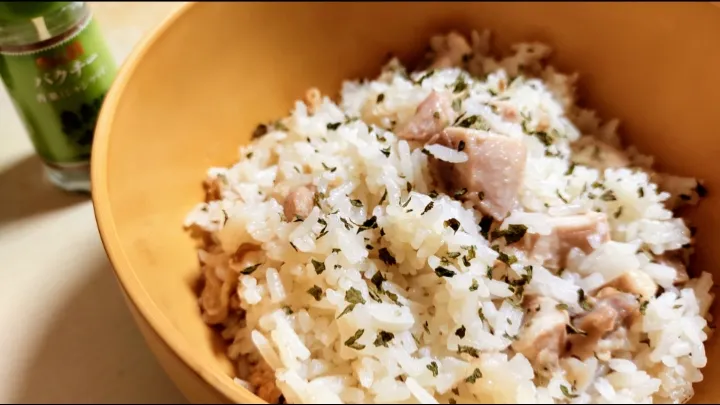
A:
429 127 527 220
396 91 457 142
601 269 657 300
283 185 316 220
428 31 473 69
199 264 234 325
229 243 263 272
651 173 704 210
659 253 690 285
567 288 640 360
248 361 283 403
200 245 261 325
512 296 569 369
203 176 222 202
593 327 633 362
571 136 629 170
304 87 322 115
521 212 610 269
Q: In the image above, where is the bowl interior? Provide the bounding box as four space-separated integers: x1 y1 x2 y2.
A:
93 2 720 403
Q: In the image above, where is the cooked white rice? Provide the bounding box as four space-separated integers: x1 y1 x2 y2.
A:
185 30 715 404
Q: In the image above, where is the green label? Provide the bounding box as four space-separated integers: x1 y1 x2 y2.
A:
0 14 117 166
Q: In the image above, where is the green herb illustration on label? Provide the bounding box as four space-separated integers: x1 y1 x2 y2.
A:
0 14 117 166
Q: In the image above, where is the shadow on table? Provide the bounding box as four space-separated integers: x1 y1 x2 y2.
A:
0 154 88 227
8 254 188 404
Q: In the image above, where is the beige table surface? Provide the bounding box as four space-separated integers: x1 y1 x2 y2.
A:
0 3 189 403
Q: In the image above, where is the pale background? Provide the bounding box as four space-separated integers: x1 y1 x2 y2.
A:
0 3 189 403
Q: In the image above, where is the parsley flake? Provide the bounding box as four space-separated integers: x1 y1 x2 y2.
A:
337 305 356 319
556 189 569 204
578 289 593 311
435 267 456 278
426 361 439 377
340 217 353 230
307 285 324 301
453 188 468 199
241 263 262 275
479 216 493 239
478 308 487 323
453 77 468 93
385 290 402 306
344 329 365 350
379 248 397 266
491 224 528 245
600 190 617 201
566 323 587 336
378 188 388 205
456 115 479 128
357 216 378 233
560 385 579 399
422 201 435 215
457 345 480 358
373 331 395 347
416 70 435 85
444 218 461 233
371 272 385 289
311 259 326 275
465 368 482 383
252 124 268 139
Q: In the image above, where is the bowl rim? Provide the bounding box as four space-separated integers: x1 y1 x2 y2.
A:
90 2 250 403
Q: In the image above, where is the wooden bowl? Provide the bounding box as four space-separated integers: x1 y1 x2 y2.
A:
91 2 720 403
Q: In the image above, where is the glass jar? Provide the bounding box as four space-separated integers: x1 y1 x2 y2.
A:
0 2 117 192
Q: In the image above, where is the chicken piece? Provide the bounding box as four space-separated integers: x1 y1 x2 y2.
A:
571 136 629 170
567 288 640 360
650 172 706 210
429 31 473 69
229 243 263 272
512 296 569 369
521 212 610 269
659 253 690 285
396 91 457 142
304 87 322 115
429 127 527 220
203 176 222 202
248 361 283 403
199 264 234 325
201 245 261 325
283 185 316 220
601 269 657 300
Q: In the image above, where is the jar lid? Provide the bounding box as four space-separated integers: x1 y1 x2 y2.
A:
0 2 71 22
